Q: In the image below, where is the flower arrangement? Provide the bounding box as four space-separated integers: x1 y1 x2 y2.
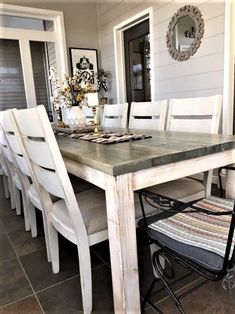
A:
49 67 96 110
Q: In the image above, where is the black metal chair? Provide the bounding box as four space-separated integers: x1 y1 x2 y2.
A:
138 168 235 313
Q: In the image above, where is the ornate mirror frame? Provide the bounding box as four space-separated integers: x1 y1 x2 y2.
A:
166 5 204 61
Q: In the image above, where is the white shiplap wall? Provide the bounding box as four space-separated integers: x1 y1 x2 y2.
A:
97 0 225 103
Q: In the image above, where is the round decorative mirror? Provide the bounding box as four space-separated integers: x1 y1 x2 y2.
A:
166 5 204 61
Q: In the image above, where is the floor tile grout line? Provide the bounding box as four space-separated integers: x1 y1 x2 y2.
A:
36 274 80 294
1 217 44 313
0 293 35 310
17 244 47 259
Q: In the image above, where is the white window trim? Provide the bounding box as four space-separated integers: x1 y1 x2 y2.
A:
113 7 154 104
223 0 234 135
0 3 68 108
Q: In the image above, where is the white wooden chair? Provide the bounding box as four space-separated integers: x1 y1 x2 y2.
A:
147 95 222 202
129 101 168 130
0 110 47 239
0 121 21 214
102 103 128 128
13 105 109 314
83 106 94 124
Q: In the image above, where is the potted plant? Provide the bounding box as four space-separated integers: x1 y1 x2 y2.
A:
96 69 112 106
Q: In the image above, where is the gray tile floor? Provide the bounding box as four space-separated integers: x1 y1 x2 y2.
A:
0 177 235 313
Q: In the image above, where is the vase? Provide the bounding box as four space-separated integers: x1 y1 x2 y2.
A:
61 106 86 128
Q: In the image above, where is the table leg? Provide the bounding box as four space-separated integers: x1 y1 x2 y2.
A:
105 173 140 313
225 163 235 198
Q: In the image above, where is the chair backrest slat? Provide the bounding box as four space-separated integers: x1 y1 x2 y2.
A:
34 165 65 198
0 111 32 177
24 138 56 170
12 109 44 137
14 154 31 177
102 103 128 128
167 95 222 134
129 101 167 130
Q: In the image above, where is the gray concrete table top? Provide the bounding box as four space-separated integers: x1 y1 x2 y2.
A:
57 129 235 176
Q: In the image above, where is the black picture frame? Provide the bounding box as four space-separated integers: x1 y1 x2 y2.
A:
69 47 98 86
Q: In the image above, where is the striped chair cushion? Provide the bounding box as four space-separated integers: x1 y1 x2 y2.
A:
149 196 235 259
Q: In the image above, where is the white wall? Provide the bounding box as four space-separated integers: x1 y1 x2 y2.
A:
97 0 225 103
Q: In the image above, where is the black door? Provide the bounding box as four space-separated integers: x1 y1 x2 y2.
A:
124 19 151 106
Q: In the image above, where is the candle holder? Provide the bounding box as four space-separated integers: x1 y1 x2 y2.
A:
86 92 101 134
91 106 100 133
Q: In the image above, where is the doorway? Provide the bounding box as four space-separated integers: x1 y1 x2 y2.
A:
124 19 151 106
0 4 68 120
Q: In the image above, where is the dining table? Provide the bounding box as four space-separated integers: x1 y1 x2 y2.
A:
57 128 235 314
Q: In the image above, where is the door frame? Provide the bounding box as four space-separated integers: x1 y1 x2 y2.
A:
113 7 154 104
223 0 234 135
0 3 68 108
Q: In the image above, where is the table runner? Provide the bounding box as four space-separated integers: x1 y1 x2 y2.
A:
54 128 151 144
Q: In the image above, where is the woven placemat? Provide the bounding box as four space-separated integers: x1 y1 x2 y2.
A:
54 129 152 144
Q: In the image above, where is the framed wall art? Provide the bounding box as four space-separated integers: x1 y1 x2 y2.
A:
69 47 98 85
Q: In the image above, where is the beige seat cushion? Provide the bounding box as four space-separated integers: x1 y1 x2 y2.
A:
51 187 107 236
146 177 205 202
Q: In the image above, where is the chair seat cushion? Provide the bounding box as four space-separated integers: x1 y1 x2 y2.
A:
51 187 107 236
147 177 205 202
147 196 235 272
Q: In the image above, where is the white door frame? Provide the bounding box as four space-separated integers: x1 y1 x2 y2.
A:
113 7 154 104
223 0 234 135
0 3 68 108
